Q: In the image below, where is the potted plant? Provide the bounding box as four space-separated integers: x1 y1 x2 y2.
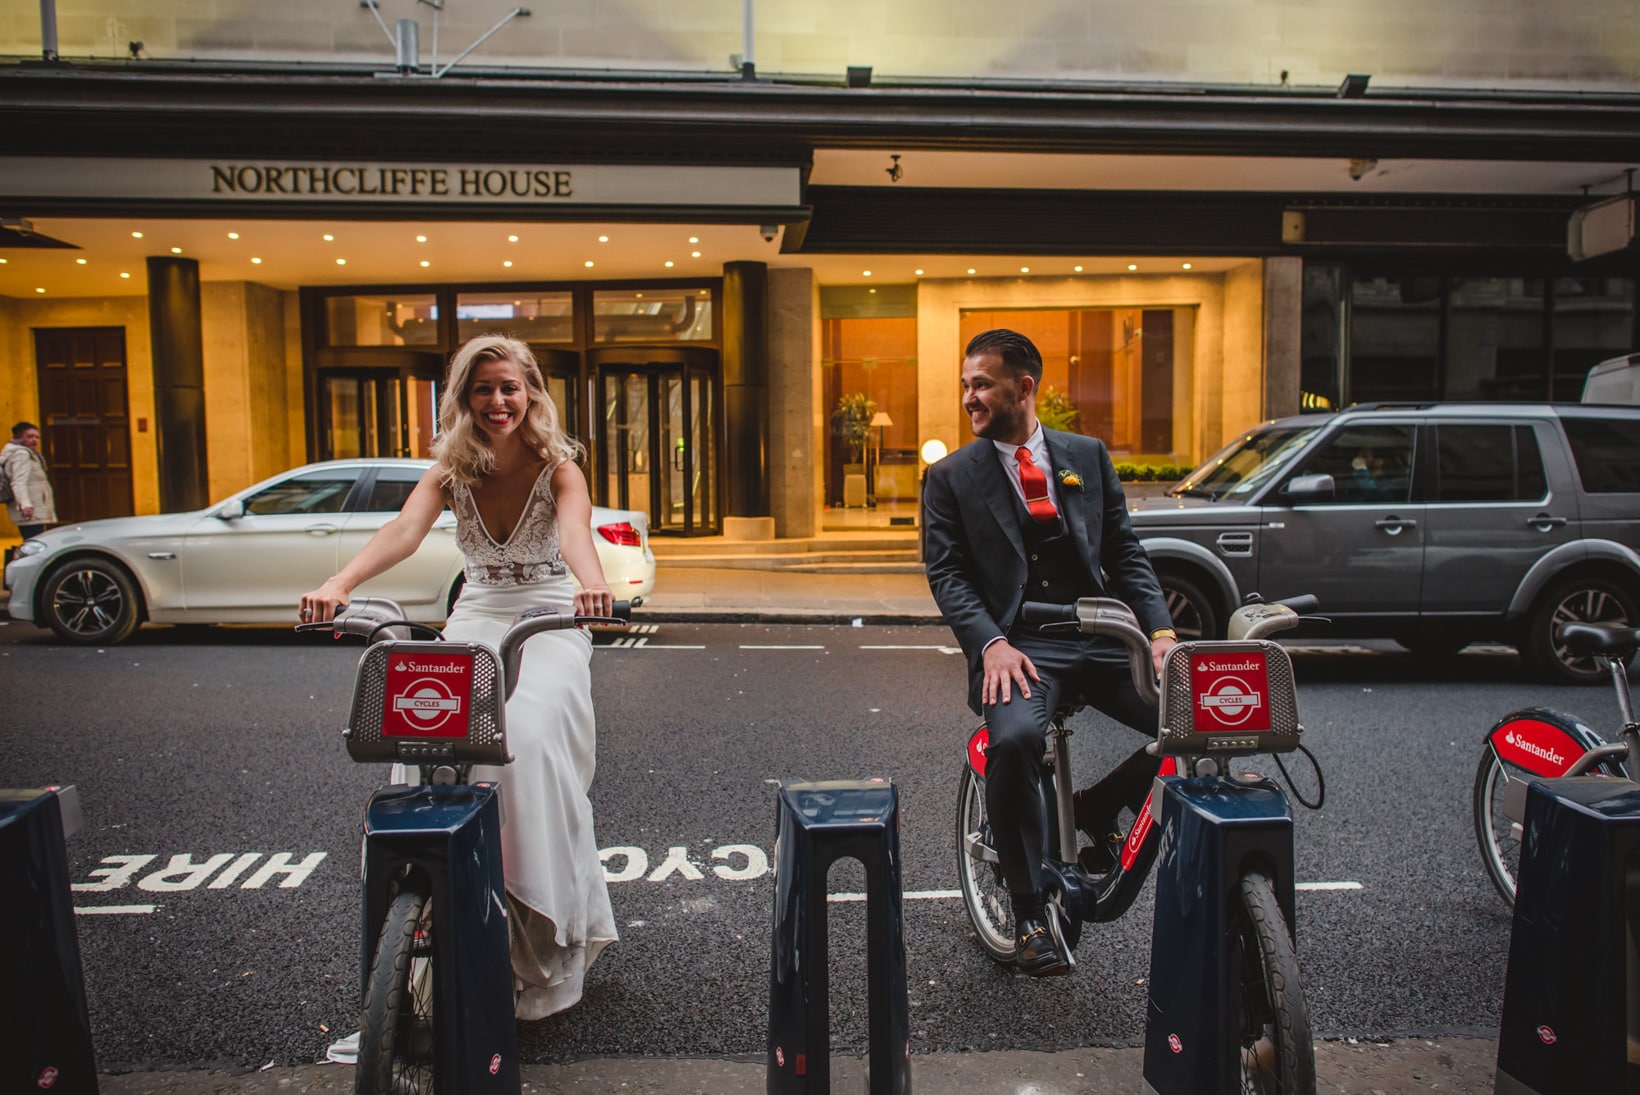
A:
832 392 876 506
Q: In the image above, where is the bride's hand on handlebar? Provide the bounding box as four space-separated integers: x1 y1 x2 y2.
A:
573 585 614 619
299 578 351 625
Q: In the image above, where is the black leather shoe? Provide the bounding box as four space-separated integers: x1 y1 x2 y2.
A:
1013 917 1070 976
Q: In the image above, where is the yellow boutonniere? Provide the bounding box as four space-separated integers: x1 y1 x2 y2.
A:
1057 469 1084 491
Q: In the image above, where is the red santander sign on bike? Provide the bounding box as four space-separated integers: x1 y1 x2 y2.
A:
1192 654 1270 733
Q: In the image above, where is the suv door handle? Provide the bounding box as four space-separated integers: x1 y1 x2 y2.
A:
1527 513 1568 531
1374 516 1417 535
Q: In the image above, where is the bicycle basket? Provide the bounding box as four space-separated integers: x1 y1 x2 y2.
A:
1155 639 1302 756
344 640 510 766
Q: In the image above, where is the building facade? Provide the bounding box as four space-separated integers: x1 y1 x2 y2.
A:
2 0 1637 540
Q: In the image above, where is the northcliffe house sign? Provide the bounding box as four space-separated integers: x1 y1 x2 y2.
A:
0 158 803 209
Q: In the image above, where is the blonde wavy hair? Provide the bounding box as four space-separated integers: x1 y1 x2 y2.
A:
432 335 581 484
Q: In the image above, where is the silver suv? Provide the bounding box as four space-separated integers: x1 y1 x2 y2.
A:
1129 403 1640 683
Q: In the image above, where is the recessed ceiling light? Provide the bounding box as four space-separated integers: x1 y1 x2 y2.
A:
1020 266 1030 274
131 231 143 239
1127 263 1138 271
691 251 701 258
323 234 334 242
336 258 346 265
688 236 699 244
503 260 513 268
598 235 609 243
664 261 674 268
251 257 262 264
863 270 872 277
76 258 87 265
507 235 519 243
420 260 430 268
416 235 427 243
227 232 239 240
0 258 6 264
635 292 644 299
1182 262 1193 270
914 268 924 276
869 288 877 294
170 247 182 254
967 267 976 275
584 260 594 268
120 271 130 278
1074 265 1084 272
35 287 45 293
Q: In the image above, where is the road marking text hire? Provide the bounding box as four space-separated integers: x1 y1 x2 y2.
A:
72 852 328 894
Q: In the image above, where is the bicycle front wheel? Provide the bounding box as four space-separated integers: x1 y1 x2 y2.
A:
1231 869 1316 1095
1472 750 1525 907
357 879 436 1095
955 765 1015 962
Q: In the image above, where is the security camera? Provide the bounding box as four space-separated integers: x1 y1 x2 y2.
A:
760 224 778 243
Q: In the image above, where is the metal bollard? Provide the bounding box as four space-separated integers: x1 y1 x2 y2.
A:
1494 776 1640 1095
1141 774 1296 1094
363 783 520 1093
767 780 911 1094
0 786 99 1094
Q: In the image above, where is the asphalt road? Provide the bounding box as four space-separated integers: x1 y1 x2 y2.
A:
2 619 1629 1073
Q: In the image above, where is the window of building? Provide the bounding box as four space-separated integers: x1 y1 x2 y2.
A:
1444 278 1547 401
957 306 1190 456
594 287 714 342
456 291 574 343
325 293 439 347
1551 278 1636 400
821 286 919 517
1348 276 1441 403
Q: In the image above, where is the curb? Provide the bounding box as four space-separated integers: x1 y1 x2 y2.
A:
634 610 946 626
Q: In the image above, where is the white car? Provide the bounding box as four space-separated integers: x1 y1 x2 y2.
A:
4 459 655 645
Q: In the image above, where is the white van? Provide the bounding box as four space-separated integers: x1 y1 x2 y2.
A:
1582 353 1640 404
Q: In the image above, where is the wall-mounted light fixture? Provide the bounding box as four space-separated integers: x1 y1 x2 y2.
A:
1337 73 1370 98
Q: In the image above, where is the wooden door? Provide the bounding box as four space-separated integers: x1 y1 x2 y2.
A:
34 327 134 522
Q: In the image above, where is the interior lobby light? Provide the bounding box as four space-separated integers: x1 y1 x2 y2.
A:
921 439 948 465
503 260 513 267
967 267 976 275
322 234 334 241
416 234 427 243
598 235 609 242
862 270 872 277
170 246 182 254
584 260 594 268
131 231 143 238
664 260 674 268
688 236 699 244
227 232 239 239
914 268 924 276
1127 263 1138 271
251 257 262 264
1182 262 1193 270
336 258 346 265
508 234 519 242
120 272 130 278
1020 266 1029 273
76 258 86 264
35 287 45 293
420 260 430 267
0 258 6 264
1074 265 1084 272
691 251 701 258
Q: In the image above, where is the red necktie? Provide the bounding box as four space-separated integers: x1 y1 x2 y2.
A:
1015 447 1059 525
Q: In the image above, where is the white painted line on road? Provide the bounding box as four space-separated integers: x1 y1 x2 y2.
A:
828 883 1361 904
598 638 705 649
859 645 964 654
75 905 156 915
829 889 962 903
740 644 826 650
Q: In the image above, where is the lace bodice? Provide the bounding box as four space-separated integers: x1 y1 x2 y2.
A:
449 463 568 587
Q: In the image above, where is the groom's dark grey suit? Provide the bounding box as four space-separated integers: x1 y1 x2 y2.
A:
924 427 1172 895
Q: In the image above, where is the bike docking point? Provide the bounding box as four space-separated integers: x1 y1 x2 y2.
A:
0 786 98 1095
767 780 911 1094
1142 639 1304 1095
1495 776 1640 1095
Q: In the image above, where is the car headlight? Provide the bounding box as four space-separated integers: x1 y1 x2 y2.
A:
14 540 45 558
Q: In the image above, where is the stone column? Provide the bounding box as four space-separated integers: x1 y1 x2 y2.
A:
721 261 773 539
146 256 209 512
1263 257 1304 419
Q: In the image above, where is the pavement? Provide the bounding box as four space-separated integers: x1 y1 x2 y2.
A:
10 556 1505 1091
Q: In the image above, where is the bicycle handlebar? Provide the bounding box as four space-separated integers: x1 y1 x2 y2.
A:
1016 592 1321 707
499 601 632 700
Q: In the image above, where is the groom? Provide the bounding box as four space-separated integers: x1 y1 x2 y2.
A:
923 328 1177 976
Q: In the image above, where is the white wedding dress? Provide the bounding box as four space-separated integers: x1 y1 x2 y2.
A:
438 462 617 1019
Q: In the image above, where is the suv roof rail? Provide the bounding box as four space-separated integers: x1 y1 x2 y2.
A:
1345 401 1439 412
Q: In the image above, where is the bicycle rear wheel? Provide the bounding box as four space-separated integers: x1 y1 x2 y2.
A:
1472 750 1525 907
357 878 436 1095
1231 869 1316 1095
955 765 1015 962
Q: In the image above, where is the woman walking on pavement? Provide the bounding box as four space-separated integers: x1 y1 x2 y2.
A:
301 334 618 1019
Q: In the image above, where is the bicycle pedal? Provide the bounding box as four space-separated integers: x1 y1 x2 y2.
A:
1044 904 1077 972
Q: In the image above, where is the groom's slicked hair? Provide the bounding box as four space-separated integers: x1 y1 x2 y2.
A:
964 329 1043 385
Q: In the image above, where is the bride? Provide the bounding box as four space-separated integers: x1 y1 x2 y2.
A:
301 334 618 1018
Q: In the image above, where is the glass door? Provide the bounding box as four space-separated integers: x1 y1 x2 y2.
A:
318 364 441 460
592 349 717 535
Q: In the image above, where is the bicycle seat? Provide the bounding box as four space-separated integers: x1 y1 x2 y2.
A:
1560 622 1640 659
